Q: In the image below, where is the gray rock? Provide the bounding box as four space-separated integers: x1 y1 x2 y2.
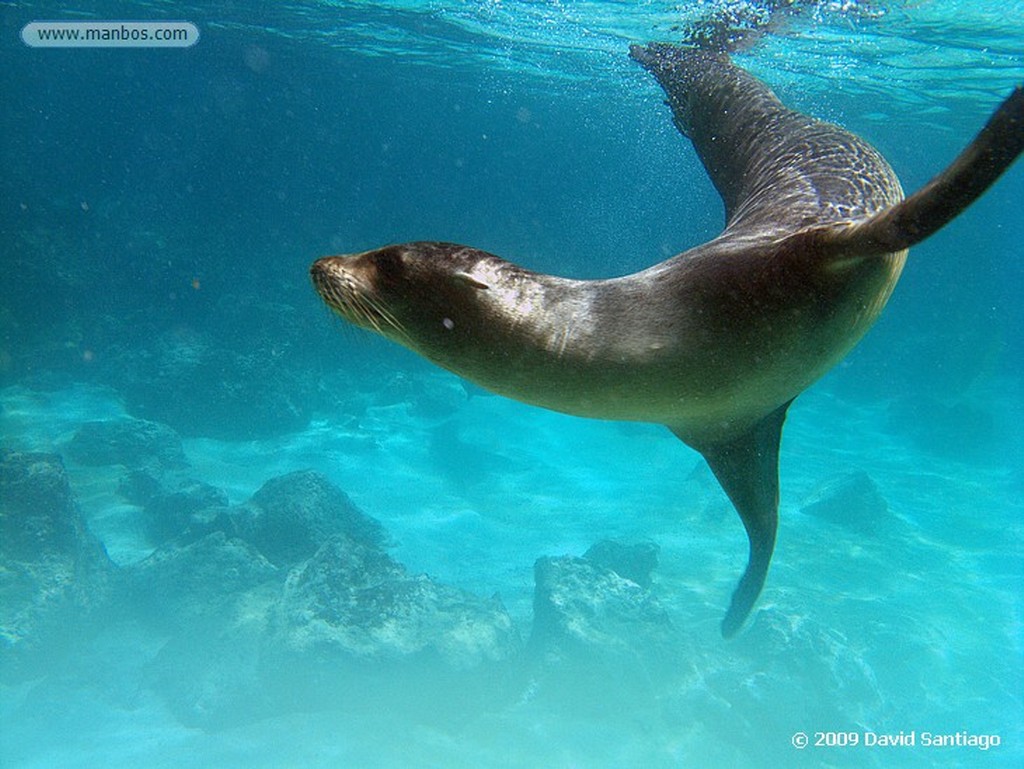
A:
273 535 519 670
231 470 387 567
800 471 889 533
118 469 231 544
583 540 660 589
525 554 675 711
149 533 521 729
125 531 278 631
117 467 164 505
65 417 188 470
0 450 116 681
148 479 228 544
531 555 671 657
128 470 523 728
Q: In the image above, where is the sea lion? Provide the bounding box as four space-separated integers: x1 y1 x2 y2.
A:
311 44 1024 637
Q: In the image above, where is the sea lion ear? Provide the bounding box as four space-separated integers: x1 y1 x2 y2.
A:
453 271 490 290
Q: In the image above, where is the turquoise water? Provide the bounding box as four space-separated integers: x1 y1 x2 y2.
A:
2 1 1023 767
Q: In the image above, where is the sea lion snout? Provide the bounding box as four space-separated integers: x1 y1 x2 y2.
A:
311 255 372 319
310 256 353 308
309 255 335 288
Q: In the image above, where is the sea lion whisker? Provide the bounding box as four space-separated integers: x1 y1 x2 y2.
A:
353 294 385 331
350 297 380 332
360 293 408 339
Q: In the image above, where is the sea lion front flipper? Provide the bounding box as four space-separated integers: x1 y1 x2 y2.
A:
671 400 792 638
798 85 1024 258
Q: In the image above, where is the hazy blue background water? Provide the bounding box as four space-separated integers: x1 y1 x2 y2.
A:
1 1 1022 767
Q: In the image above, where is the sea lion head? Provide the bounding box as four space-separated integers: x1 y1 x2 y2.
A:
311 242 530 373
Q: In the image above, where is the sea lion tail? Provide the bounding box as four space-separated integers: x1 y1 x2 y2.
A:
806 85 1024 258
674 400 792 638
648 1 821 56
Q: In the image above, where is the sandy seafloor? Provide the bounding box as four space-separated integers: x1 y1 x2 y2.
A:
1 367 1022 768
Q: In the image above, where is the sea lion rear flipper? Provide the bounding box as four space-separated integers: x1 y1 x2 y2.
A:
630 42 909 237
671 400 792 638
799 85 1024 258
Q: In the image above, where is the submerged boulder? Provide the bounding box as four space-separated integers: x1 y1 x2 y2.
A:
125 531 278 632
271 535 519 670
0 450 116 681
526 549 676 710
800 470 889 533
147 534 521 729
118 469 229 545
65 417 188 471
531 554 671 657
139 470 522 728
230 470 387 568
